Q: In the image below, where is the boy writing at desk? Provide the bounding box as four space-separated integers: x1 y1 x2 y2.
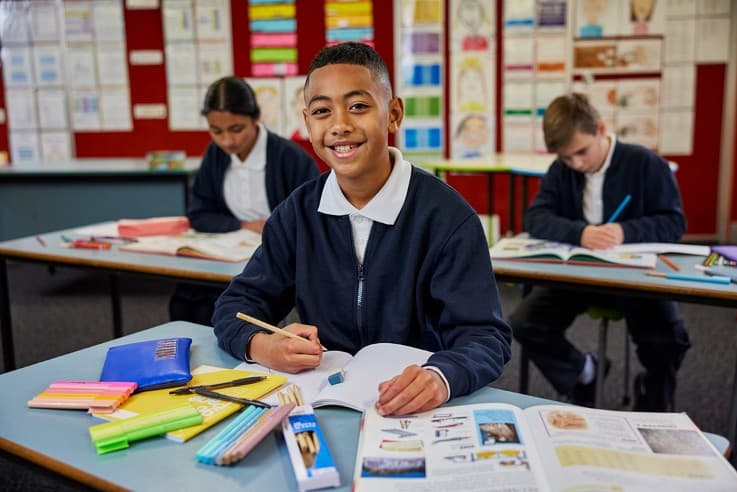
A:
213 42 511 416
510 93 691 411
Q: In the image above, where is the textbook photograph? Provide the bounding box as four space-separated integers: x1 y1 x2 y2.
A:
236 343 432 412
354 403 737 492
490 238 657 269
120 229 261 263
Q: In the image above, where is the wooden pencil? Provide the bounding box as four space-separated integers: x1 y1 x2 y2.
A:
236 312 327 352
658 254 680 272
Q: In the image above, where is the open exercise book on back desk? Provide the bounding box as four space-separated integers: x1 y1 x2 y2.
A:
235 343 432 411
354 403 737 492
490 237 658 268
119 229 261 263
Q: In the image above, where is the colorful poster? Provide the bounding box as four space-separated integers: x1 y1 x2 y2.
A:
325 1 374 45
249 0 298 77
246 77 285 136
618 0 665 35
575 0 620 38
284 76 308 141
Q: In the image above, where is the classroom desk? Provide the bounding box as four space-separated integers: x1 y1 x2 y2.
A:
421 156 679 235
420 153 554 235
0 158 200 241
490 253 737 446
0 224 243 372
0 321 553 492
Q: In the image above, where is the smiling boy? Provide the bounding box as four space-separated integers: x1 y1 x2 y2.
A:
212 42 511 416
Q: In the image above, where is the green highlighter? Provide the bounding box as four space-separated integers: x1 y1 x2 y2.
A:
89 403 202 454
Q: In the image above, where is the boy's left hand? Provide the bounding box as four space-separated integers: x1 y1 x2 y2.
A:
375 365 448 416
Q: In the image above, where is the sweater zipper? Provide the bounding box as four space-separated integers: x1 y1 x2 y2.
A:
356 262 365 337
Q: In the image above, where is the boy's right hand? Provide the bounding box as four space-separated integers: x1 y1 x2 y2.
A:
247 323 322 373
581 223 624 250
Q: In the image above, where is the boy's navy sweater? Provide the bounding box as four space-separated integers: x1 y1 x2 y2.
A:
213 166 512 399
188 132 318 232
525 140 686 244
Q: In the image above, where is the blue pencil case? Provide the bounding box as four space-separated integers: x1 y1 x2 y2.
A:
99 338 193 392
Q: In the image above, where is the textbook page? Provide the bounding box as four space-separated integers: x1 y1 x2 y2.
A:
236 343 432 411
120 229 261 262
353 403 550 492
523 405 737 491
491 238 656 268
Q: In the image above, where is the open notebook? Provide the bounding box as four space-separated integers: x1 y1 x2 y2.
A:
235 343 433 411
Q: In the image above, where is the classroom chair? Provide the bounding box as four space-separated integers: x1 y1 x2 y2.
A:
518 305 630 409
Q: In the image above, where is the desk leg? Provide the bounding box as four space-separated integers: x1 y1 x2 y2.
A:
109 273 123 339
0 259 16 372
728 359 737 446
508 174 516 235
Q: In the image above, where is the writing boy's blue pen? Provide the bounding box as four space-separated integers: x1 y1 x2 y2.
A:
646 271 731 285
606 194 632 223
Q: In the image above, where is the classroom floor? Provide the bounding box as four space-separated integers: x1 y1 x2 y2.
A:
3 261 736 465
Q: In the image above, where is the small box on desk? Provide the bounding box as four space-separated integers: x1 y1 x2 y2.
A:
282 405 340 492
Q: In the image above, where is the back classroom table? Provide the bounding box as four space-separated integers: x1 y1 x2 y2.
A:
0 158 200 241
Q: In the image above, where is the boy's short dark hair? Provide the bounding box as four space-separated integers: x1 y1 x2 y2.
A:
305 42 393 99
542 93 601 152
201 76 261 120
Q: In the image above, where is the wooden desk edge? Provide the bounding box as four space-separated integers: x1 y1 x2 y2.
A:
493 264 737 305
0 248 233 284
0 437 127 492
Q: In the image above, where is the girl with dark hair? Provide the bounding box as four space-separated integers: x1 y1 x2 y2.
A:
170 76 318 326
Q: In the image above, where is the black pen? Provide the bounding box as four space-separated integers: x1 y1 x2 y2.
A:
168 375 266 395
189 387 272 409
704 268 737 284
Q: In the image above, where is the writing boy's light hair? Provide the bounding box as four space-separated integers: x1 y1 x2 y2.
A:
542 92 601 152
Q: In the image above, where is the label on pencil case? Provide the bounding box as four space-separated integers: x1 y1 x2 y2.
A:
287 413 334 477
288 413 318 435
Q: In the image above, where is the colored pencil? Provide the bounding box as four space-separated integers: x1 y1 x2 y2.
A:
606 195 631 223
646 271 730 285
658 254 680 272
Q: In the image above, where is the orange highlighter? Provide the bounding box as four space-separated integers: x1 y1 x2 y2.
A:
70 239 111 250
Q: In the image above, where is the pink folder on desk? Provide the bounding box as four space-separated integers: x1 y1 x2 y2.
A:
118 217 190 237
711 246 737 263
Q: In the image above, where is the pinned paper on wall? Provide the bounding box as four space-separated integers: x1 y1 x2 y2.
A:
168 87 204 131
33 45 64 86
396 0 445 157
325 1 374 45
249 0 298 77
284 76 308 141
247 77 285 136
30 1 62 42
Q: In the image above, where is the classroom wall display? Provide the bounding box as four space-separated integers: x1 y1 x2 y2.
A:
500 0 569 154
394 0 445 158
247 77 285 136
0 1 732 238
450 0 496 158
248 0 298 77
325 1 374 45
0 0 133 164
163 0 233 131
283 76 308 141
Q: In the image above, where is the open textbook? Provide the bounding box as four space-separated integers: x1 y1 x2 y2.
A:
235 343 432 411
490 238 657 268
119 229 261 263
354 402 737 492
